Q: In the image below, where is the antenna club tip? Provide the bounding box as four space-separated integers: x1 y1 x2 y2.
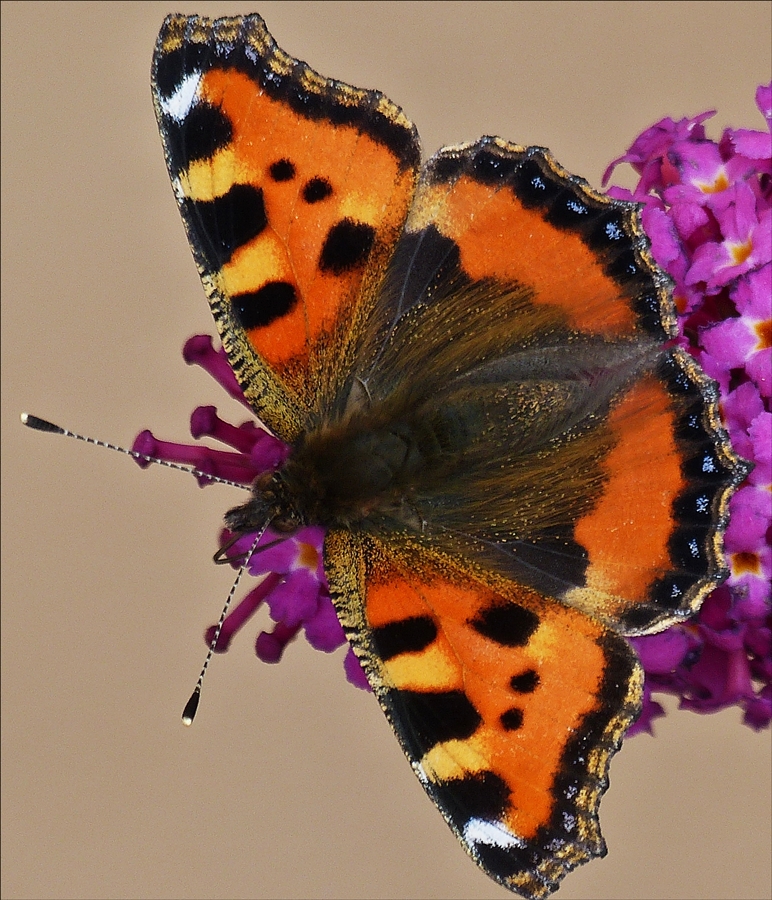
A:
182 688 201 726
20 413 64 434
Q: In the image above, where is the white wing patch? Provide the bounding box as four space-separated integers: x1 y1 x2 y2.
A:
464 817 525 850
159 71 202 122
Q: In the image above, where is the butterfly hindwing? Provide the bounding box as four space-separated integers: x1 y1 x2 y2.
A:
325 529 642 898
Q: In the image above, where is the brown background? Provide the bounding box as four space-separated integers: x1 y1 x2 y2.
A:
2 2 771 899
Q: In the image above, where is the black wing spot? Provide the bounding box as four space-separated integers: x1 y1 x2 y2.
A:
373 617 437 662
509 158 563 209
619 605 660 631
232 281 297 330
302 177 333 203
269 159 296 181
471 603 540 647
181 184 268 271
668 524 711 574
162 103 233 175
319 219 375 274
499 707 524 731
674 487 715 526
471 147 520 184
430 153 467 182
395 689 481 752
153 44 209 99
509 669 540 693
442 771 510 826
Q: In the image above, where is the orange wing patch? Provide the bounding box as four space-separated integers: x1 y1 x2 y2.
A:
565 347 738 633
190 68 416 364
570 374 684 603
327 530 642 898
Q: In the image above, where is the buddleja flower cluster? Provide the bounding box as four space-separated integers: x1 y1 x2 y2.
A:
134 83 771 731
603 83 771 734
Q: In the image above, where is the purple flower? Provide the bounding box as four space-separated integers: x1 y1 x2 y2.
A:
131 335 370 691
607 83 772 735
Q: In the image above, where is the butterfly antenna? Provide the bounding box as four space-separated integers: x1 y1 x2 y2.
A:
21 412 251 491
182 526 266 726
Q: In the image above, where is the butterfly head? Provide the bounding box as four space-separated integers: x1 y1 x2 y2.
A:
224 469 305 536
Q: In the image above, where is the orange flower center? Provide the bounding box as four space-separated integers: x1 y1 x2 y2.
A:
730 239 753 265
297 540 320 570
699 171 730 193
731 552 761 576
755 318 772 350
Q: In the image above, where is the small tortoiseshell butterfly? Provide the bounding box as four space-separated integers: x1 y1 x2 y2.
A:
150 13 746 898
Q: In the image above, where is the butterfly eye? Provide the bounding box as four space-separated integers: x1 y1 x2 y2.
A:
253 470 275 491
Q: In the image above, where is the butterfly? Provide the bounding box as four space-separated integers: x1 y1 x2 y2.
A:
150 13 746 898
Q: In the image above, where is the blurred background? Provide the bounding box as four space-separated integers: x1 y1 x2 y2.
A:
3 3 771 898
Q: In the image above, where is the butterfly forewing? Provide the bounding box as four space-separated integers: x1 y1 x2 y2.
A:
152 13 420 440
